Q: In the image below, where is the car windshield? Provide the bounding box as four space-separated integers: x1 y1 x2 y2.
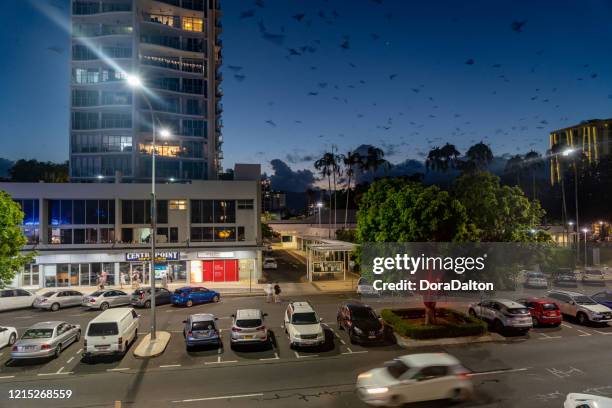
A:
351 307 377 321
598 294 612 302
22 329 53 339
386 360 410 379
236 319 262 328
192 321 215 331
506 307 529 315
41 291 56 297
292 312 318 325
89 291 104 297
358 278 370 286
174 289 190 294
575 296 597 305
87 323 119 336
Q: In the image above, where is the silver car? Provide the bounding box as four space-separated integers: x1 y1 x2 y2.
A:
230 309 269 347
82 290 130 310
11 321 81 360
34 290 84 311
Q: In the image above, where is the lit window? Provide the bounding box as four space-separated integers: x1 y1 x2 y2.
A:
182 17 203 32
169 200 187 210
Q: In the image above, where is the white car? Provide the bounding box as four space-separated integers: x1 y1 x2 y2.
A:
0 326 18 349
356 353 472 406
546 290 612 324
0 289 36 312
263 258 278 269
284 301 325 348
523 271 548 289
565 393 612 408
230 309 269 347
357 277 380 297
468 299 532 334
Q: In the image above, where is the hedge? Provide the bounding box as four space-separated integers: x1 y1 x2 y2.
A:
381 307 487 340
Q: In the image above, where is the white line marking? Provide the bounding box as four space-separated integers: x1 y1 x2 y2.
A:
346 347 353 354
470 367 530 377
56 366 65 374
259 352 280 361
294 351 317 358
66 357 74 364
0 376 15 379
38 372 73 376
171 393 263 403
76 349 83 354
339 339 346 345
576 329 592 336
561 323 573 329
204 360 237 365
160 364 181 368
15 316 32 319
70 313 87 316
593 330 612 335
107 368 130 372
342 350 368 355
538 336 562 339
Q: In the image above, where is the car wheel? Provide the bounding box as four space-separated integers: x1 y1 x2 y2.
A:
337 318 343 330
577 312 588 325
186 300 193 307
532 317 539 327
493 319 505 334
468 309 477 318
54 344 62 358
8 333 16 346
144 300 151 309
100 302 110 311
389 394 403 407
51 303 60 312
75 330 81 342
212 295 220 303
124 341 129 355
450 387 471 402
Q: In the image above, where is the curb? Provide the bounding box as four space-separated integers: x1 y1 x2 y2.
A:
393 332 504 348
133 331 171 358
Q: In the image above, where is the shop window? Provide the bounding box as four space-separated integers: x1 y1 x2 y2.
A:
80 264 91 286
57 264 70 287
70 264 79 286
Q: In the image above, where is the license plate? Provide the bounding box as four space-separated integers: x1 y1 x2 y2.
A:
21 346 36 351
368 335 376 339
95 345 110 349
243 335 254 340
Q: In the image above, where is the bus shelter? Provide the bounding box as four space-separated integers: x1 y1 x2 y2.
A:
306 240 357 282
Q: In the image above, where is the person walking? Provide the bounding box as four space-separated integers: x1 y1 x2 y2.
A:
273 282 281 303
120 272 126 289
265 282 273 303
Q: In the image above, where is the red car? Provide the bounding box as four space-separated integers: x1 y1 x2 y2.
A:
516 297 562 327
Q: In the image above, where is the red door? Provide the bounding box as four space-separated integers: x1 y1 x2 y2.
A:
225 260 238 281
213 260 225 281
202 261 214 281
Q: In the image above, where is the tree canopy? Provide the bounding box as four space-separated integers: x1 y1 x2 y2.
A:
0 191 33 287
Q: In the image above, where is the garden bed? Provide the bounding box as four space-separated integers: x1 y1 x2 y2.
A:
381 307 487 340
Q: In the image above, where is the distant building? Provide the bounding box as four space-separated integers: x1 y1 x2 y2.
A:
550 118 612 184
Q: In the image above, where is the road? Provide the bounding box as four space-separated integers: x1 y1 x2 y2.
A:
0 292 612 407
262 249 307 283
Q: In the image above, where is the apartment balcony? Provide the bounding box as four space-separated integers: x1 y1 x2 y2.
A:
140 55 205 75
140 36 206 56
72 1 131 16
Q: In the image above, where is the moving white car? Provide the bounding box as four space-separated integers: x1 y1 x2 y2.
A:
468 299 532 334
83 308 139 359
356 353 472 406
523 271 548 289
0 288 36 312
546 290 612 324
263 257 278 270
230 309 269 348
0 326 18 349
284 301 325 348
564 393 612 408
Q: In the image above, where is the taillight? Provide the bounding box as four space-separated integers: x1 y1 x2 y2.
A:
181 293 187 297
139 292 145 299
40 298 47 303
118 337 123 345
12 346 17 351
187 331 192 336
231 327 242 332
40 344 50 350
90 298 96 303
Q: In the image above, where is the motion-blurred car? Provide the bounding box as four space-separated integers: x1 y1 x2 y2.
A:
33 290 84 311
523 271 548 289
564 393 612 408
11 321 80 360
591 290 612 309
516 297 562 327
183 313 221 350
130 287 172 308
468 299 532 334
230 309 269 348
172 287 220 307
0 289 36 312
553 269 578 287
356 353 472 406
82 290 130 310
337 302 385 345
0 326 18 349
581 269 605 285
263 257 278 269
356 277 380 297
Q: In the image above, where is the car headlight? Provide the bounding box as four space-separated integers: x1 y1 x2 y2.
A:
366 387 389 395
358 373 372 380
294 334 301 339
353 327 363 335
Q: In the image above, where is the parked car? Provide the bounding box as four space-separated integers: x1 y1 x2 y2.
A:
130 287 172 308
523 271 548 289
263 257 278 270
337 302 385 344
468 299 532 334
83 308 139 359
11 321 81 360
33 290 84 311
356 353 472 406
581 269 605 285
0 288 36 312
356 277 380 297
82 290 131 310
553 269 578 287
516 297 562 327
0 326 18 349
230 309 269 348
284 301 325 348
171 287 220 307
591 290 612 309
564 393 612 408
183 313 221 350
546 290 612 325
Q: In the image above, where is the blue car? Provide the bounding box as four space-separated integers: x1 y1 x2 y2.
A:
171 287 221 307
591 291 612 309
183 313 221 350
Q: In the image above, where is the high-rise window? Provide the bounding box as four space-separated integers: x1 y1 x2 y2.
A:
182 17 203 32
72 112 99 130
101 113 131 129
72 89 99 107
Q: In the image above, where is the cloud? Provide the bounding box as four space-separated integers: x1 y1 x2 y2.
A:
269 159 315 192
285 151 315 164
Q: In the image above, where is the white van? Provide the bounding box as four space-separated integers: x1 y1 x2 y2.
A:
83 307 139 359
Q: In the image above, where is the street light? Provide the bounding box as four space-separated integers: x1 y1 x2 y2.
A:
316 202 323 228
127 73 171 342
582 228 589 269
562 148 581 259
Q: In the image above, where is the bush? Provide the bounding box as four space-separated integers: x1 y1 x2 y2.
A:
381 307 487 340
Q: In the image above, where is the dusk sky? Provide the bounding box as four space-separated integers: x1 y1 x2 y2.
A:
1 0 611 174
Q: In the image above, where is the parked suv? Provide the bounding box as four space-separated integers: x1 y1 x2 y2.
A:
230 309 269 348
284 301 325 348
337 302 385 344
516 297 562 327
468 299 532 334
546 290 612 325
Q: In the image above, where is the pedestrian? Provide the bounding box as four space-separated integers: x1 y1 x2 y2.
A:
120 272 126 289
265 282 273 303
273 282 281 303
162 272 168 289
96 273 101 289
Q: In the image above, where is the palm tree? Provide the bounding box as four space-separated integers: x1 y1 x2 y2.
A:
524 150 543 200
504 154 524 187
341 150 365 228
426 143 460 173
463 141 493 173
314 152 337 238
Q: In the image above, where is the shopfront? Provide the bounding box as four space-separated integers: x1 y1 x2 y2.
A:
188 250 258 283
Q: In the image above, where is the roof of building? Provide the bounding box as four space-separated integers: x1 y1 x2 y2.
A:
268 209 357 225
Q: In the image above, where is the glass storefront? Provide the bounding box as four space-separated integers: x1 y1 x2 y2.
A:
190 259 255 283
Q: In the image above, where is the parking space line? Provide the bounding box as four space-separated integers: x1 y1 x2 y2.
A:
66 357 75 364
15 316 33 319
561 323 573 329
0 376 15 379
536 332 562 340
470 367 530 377
76 349 83 354
38 372 72 376
160 364 181 368
57 366 65 374
107 368 130 372
294 351 318 359
593 330 612 335
339 339 346 345
171 393 264 403
259 352 280 361
342 350 368 355
576 329 592 336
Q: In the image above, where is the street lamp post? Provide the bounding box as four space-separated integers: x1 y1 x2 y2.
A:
562 149 580 260
316 202 323 229
582 228 589 269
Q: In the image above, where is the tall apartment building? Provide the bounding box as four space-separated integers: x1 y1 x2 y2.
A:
549 118 612 184
70 0 223 182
